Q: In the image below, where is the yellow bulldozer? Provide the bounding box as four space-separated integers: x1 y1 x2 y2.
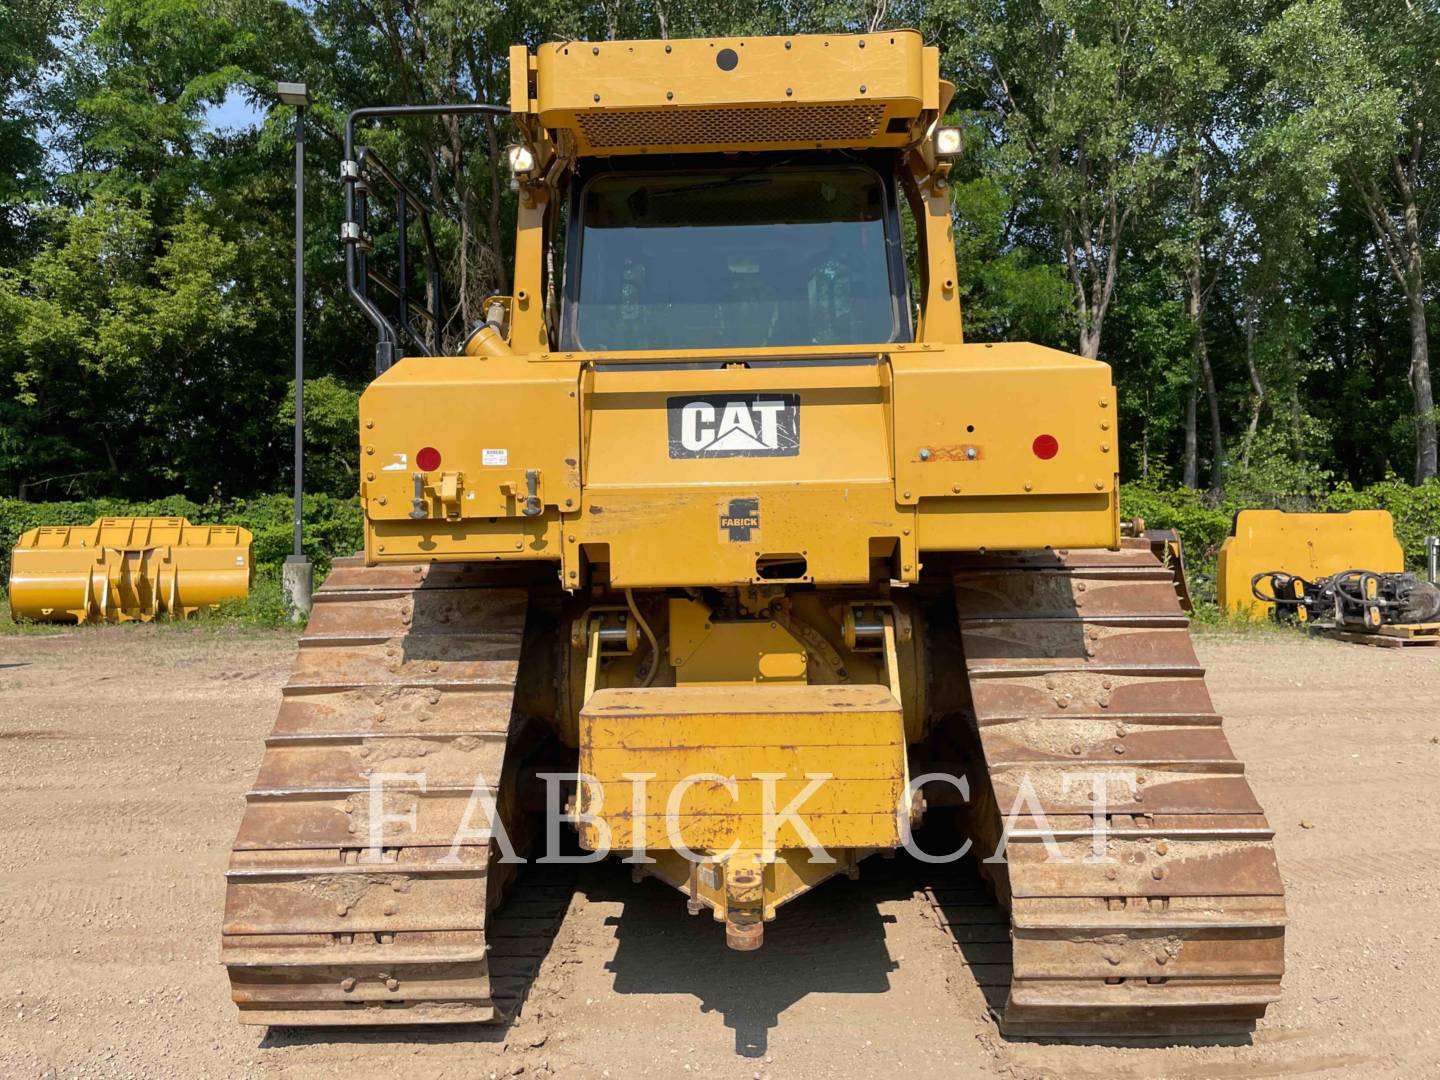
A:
222 31 1285 1038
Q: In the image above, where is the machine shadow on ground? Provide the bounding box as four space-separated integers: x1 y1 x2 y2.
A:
259 1023 510 1050
588 863 902 1056
582 835 1014 1058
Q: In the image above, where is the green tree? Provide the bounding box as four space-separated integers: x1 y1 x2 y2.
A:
1163 0 1245 492
1255 0 1439 481
0 0 66 261
278 375 360 497
937 0 1185 360
4 0 1440 506
946 120 1074 344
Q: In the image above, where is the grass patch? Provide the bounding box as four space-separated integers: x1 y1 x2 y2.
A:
202 567 301 630
0 589 69 635
1188 600 1307 637
0 569 301 637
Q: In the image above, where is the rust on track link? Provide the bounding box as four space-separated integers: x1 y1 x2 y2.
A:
221 558 566 1027
948 541 1286 1038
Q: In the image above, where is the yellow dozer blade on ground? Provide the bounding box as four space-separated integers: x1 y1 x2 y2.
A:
8 516 253 623
1217 509 1403 619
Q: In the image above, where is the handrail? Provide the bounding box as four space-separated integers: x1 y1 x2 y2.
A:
347 146 443 358
341 103 510 372
357 147 437 353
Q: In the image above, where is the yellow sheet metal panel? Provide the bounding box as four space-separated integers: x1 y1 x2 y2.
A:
921 47 942 110
9 517 252 623
591 813 900 852
578 683 905 853
585 744 899 781
917 493 1119 552
1217 509 1404 618
508 44 532 113
587 777 904 818
365 516 561 562
528 32 934 156
584 360 891 487
361 344 1125 576
359 354 576 563
581 486 905 588
580 358 913 586
668 598 808 683
360 340 1124 576
892 343 1117 502
582 683 903 744
361 354 581 520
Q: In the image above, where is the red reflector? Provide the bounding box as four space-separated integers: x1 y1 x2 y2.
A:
1032 434 1059 460
416 446 442 472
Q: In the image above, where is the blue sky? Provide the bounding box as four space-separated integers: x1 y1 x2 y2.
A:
203 88 266 132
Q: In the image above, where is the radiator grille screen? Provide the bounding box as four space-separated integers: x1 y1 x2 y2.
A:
575 103 889 148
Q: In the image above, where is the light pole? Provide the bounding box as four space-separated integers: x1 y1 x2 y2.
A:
277 81 314 619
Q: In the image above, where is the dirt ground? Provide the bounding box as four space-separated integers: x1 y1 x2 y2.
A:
2 624 1438 1079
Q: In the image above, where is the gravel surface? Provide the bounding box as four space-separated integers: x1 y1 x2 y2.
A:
1 625 1437 1078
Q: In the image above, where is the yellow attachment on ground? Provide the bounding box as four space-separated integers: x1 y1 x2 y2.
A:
1217 509 1403 618
512 32 944 157
8 517 253 624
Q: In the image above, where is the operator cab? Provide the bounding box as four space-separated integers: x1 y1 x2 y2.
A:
562 155 914 352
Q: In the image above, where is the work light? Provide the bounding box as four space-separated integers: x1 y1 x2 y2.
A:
507 144 538 175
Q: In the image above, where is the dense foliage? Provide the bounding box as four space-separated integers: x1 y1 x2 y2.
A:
1121 478 1440 570
0 0 1436 502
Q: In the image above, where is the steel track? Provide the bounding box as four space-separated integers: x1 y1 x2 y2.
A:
222 558 565 1026
951 542 1287 1037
